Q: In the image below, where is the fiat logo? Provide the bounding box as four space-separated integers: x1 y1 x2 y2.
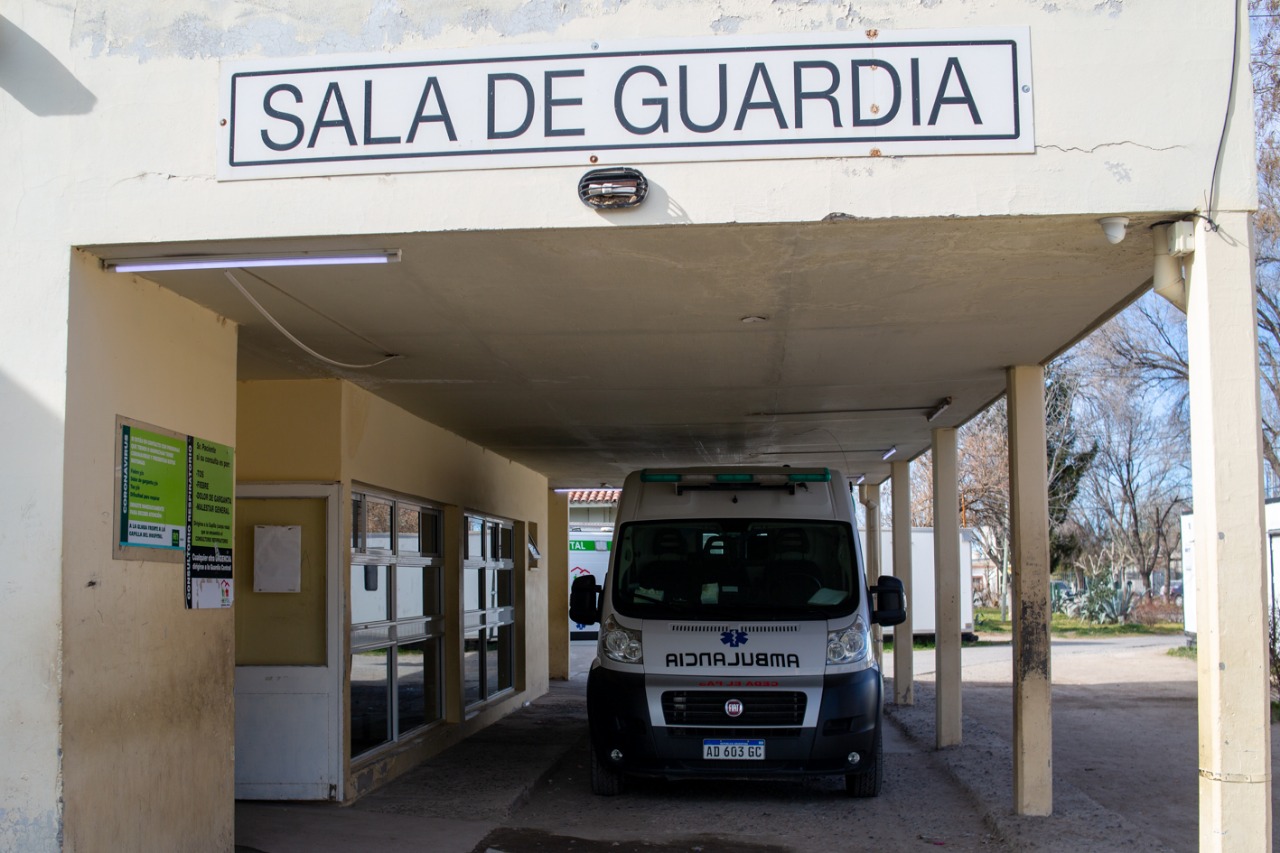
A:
725 699 744 718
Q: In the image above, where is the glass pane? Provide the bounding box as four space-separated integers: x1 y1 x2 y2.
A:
424 566 441 616
350 649 390 757
351 564 389 624
397 504 420 554
500 526 514 560
495 568 513 608
486 570 499 608
463 630 482 706
464 568 484 612
397 640 440 734
485 629 500 698
367 497 393 551
395 565 425 619
496 623 515 694
489 522 501 561
466 516 484 560
351 493 365 551
420 509 441 556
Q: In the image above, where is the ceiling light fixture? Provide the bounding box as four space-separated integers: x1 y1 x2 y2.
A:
103 249 402 273
856 474 866 485
882 446 898 461
926 396 953 422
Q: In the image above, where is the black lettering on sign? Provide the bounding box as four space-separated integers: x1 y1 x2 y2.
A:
488 73 534 139
793 60 841 129
734 62 787 131
363 80 401 145
851 60 901 127
544 69 586 137
679 64 727 133
929 57 982 126
261 84 305 151
308 82 356 148
615 66 669 135
406 77 458 142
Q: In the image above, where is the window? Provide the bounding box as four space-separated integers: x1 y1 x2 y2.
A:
462 514 516 709
350 490 444 759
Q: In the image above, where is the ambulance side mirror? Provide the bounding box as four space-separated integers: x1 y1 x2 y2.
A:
569 574 602 625
871 575 906 626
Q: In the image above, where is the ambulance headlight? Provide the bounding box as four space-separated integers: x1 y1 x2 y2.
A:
602 614 643 664
827 616 870 665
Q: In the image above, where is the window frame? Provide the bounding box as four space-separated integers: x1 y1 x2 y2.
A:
349 489 446 761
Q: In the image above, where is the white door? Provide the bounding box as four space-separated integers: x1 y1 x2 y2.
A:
234 484 344 800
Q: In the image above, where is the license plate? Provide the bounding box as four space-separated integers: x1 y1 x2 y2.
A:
702 739 765 760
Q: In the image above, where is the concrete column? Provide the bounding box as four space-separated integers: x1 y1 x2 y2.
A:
860 483 883 663
932 428 962 748
891 460 914 705
547 490 571 680
1185 210 1272 851
1007 364 1053 815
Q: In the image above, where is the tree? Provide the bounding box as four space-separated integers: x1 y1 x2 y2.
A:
911 361 1097 613
1092 0 1280 494
1074 370 1188 597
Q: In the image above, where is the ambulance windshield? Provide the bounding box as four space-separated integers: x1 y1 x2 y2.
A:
610 520 859 619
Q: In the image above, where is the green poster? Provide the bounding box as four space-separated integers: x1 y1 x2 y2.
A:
119 425 188 551
187 437 235 610
190 438 235 550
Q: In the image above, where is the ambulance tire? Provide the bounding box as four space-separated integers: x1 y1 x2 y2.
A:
590 741 624 796
845 725 883 798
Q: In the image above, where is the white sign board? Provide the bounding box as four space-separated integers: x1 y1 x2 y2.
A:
219 28 1032 180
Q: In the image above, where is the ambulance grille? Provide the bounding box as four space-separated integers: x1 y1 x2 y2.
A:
661 691 807 726
668 624 800 633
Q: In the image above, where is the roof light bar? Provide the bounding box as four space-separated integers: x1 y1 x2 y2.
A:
104 249 402 273
640 468 830 486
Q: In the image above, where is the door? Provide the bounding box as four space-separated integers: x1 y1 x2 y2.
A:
233 484 343 800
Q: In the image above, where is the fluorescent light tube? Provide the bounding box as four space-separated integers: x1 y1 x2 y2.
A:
882 446 897 461
104 249 401 273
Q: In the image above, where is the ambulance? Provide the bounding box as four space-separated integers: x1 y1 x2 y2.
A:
569 466 906 797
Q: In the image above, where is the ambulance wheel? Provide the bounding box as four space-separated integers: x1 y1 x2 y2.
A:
590 741 623 796
845 725 883 798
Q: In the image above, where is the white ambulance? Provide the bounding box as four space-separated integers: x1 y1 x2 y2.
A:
569 466 906 797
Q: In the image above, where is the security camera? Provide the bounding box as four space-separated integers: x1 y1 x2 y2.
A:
1098 217 1129 245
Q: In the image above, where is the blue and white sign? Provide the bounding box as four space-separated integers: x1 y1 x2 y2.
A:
218 28 1032 180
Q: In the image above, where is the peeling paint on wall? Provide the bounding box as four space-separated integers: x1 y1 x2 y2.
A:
0 807 62 853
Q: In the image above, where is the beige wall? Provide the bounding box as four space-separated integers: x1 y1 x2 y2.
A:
236 379 550 798
237 380 343 482
61 251 238 851
235 497 329 666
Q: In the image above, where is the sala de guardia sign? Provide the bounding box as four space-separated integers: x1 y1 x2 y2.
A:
219 28 1032 180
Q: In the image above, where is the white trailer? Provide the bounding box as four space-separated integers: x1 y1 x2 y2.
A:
860 527 976 638
569 531 613 639
1182 499 1280 640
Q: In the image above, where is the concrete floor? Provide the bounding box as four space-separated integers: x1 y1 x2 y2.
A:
237 637 1278 852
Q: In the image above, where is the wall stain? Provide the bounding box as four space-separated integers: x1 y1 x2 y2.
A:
1017 598 1050 681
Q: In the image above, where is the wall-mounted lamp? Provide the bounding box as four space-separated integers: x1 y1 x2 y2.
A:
579 167 648 209
1098 217 1129 245
926 397 953 422
882 446 898 461
103 249 402 273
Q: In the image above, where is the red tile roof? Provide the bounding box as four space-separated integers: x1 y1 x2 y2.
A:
568 489 621 503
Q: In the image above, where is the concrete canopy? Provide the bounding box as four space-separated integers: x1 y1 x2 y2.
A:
89 211 1166 488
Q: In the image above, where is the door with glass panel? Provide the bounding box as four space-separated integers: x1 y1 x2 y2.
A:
234 484 342 800
462 515 516 709
349 492 445 760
